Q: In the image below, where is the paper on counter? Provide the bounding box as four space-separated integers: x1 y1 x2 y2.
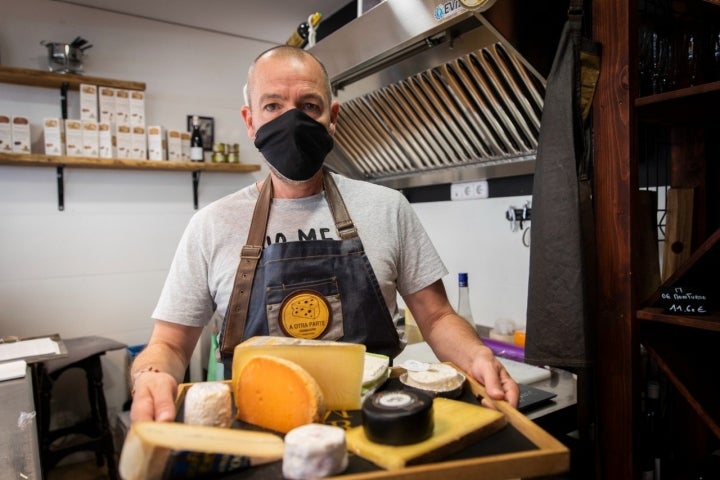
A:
0 337 61 362
0 360 27 382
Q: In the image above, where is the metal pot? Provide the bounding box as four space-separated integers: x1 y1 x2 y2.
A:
41 41 85 74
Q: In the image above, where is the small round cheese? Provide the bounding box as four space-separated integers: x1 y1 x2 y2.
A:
183 382 232 427
402 363 465 397
362 389 434 445
282 423 348 479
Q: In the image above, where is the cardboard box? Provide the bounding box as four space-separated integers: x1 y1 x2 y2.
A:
43 118 65 156
167 129 183 161
0 115 12 153
80 84 98 122
116 124 132 159
131 125 146 160
98 87 116 124
98 122 116 159
181 131 191 162
114 89 131 125
129 90 145 127
82 121 99 157
11 116 31 154
147 125 166 161
65 119 84 157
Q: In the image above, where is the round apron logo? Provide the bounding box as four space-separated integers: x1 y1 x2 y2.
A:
279 290 331 339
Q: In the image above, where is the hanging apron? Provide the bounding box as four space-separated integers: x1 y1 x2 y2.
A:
219 169 401 375
524 2 599 369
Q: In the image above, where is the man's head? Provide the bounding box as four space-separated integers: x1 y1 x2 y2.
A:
241 46 338 139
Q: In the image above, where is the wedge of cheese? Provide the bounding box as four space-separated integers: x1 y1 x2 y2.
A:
235 355 325 433
118 421 284 480
232 336 366 410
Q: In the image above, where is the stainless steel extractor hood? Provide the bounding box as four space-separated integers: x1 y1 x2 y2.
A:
309 0 565 190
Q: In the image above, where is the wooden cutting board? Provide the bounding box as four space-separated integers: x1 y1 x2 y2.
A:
345 397 506 470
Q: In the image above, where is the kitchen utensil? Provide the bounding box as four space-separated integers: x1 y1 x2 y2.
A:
41 39 90 74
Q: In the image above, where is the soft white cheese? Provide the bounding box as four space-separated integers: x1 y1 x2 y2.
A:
183 382 232 427
282 424 348 479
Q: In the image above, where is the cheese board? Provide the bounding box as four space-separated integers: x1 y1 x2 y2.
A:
168 367 569 480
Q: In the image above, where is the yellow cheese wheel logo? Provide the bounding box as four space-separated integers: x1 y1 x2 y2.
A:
279 290 331 339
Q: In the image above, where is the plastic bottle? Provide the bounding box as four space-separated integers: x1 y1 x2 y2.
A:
457 272 477 332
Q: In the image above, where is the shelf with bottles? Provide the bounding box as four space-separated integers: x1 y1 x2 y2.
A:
635 79 720 123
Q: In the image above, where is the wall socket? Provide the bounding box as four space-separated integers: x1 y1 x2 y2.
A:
450 180 489 200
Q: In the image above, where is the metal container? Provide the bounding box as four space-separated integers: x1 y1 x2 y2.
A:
41 41 84 74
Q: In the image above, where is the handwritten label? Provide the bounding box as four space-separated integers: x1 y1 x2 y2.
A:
659 287 709 315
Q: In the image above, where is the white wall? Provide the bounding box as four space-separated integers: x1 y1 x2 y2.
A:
0 0 533 436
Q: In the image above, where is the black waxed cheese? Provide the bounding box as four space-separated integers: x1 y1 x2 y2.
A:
361 389 434 446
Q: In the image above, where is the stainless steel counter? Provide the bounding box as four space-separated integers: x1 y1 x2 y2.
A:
0 367 42 479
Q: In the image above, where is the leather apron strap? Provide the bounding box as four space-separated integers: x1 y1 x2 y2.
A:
220 169 355 356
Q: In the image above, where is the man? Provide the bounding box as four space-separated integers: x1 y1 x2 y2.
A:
130 46 518 422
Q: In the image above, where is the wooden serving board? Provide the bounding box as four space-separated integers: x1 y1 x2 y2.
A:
345 397 506 470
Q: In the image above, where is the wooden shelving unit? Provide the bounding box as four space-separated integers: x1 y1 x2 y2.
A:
0 65 146 91
0 66 261 209
0 152 260 173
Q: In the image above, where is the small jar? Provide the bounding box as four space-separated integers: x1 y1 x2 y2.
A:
212 142 227 163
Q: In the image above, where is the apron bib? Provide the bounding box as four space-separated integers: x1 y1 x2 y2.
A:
219 169 400 375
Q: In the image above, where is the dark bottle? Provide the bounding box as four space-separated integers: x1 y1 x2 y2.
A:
190 115 204 162
641 380 663 480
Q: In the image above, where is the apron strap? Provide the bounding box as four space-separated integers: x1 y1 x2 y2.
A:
219 174 273 356
220 169 357 356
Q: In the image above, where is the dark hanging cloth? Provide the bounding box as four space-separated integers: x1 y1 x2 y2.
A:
524 2 600 369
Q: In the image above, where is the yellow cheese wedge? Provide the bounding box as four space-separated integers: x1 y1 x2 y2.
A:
235 355 325 433
118 421 284 480
232 336 366 410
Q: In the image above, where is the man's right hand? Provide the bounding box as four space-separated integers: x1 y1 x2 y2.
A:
129 371 179 422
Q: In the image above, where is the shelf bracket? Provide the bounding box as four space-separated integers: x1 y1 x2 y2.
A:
60 82 69 120
192 171 201 210
56 166 65 211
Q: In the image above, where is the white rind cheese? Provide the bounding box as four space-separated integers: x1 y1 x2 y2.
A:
282 423 349 479
405 363 463 391
183 381 232 427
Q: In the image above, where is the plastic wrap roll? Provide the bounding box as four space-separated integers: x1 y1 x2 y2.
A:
480 337 525 361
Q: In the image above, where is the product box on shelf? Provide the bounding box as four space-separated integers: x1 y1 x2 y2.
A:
80 84 98 122
129 91 145 127
65 119 84 157
131 125 146 160
167 129 182 161
43 118 65 156
11 116 31 154
99 87 116 124
114 89 130 125
147 125 166 161
98 122 115 159
181 131 191 161
82 121 99 157
0 115 12 153
116 124 132 158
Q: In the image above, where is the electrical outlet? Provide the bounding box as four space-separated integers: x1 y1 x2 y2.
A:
450 180 489 200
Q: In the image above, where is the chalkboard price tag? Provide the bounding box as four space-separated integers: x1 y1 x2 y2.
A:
659 286 709 315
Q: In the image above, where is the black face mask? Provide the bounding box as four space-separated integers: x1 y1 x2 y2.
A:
253 109 334 182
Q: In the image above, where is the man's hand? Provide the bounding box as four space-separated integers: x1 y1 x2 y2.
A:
468 348 519 409
129 371 179 422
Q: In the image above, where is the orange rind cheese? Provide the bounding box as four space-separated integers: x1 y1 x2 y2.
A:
235 355 325 433
232 336 366 410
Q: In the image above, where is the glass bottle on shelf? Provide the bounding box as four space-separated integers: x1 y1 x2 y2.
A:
456 272 477 333
190 115 204 162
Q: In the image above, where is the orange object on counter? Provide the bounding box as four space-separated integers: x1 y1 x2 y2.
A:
514 330 526 347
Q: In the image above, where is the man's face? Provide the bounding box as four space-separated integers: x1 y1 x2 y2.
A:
241 54 339 139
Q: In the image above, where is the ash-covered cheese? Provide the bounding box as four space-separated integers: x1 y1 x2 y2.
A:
183 382 232 427
282 424 348 479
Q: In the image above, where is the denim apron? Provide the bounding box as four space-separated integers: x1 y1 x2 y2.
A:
219 169 400 375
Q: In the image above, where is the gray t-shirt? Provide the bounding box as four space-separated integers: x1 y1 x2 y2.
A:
152 173 448 337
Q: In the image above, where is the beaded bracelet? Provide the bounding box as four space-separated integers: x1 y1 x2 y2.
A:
130 366 160 396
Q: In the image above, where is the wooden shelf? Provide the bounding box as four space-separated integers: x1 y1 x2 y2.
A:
0 152 260 173
641 323 720 438
637 307 720 332
0 65 145 91
635 81 720 124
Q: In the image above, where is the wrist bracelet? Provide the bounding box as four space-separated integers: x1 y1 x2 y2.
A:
130 366 161 397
